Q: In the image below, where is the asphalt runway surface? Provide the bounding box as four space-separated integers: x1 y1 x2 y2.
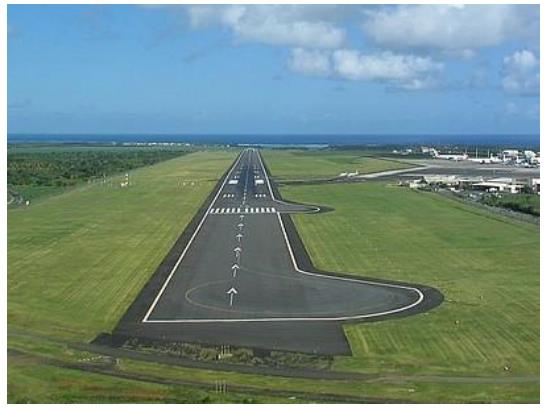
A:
109 149 442 355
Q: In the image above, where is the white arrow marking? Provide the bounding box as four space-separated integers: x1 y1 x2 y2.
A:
236 233 243 242
227 287 238 306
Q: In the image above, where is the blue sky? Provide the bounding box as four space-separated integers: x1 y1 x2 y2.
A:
7 4 540 135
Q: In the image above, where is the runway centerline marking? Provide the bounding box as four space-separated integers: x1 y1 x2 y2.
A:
227 287 238 306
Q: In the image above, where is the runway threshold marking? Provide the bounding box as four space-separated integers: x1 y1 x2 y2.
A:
212 208 256 214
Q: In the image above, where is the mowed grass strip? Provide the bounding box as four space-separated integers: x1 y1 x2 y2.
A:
117 358 538 403
8 150 236 341
281 183 539 379
261 149 411 180
8 353 289 403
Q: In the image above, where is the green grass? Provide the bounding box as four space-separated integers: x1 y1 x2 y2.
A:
8 354 287 403
280 182 539 392
117 358 538 403
9 329 538 403
261 149 411 180
7 148 540 403
8 150 236 341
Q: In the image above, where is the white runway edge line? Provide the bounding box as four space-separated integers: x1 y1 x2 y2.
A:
142 150 246 322
144 148 424 323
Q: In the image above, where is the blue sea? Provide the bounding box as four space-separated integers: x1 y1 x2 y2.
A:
7 133 540 149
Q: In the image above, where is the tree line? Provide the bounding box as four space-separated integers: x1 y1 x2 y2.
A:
8 148 189 187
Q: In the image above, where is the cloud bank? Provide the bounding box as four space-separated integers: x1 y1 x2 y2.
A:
288 49 443 90
187 5 345 49
179 5 538 93
363 5 538 53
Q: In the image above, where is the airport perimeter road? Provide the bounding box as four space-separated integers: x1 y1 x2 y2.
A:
112 149 441 354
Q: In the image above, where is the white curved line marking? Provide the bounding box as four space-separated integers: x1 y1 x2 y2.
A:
143 148 424 323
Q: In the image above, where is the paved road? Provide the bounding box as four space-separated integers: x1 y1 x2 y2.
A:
111 149 441 354
352 158 540 182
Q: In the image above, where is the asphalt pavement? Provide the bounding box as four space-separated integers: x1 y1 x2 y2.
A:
110 149 442 355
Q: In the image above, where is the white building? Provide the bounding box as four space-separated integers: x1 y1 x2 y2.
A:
472 180 523 194
502 149 519 157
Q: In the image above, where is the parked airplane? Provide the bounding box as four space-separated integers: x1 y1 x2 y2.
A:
431 149 468 161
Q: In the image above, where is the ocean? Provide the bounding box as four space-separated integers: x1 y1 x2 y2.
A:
7 133 540 148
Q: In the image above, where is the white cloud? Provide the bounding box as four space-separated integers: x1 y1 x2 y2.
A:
363 5 538 54
287 48 443 90
288 48 331 76
332 50 443 90
502 50 539 95
505 49 538 71
186 5 345 49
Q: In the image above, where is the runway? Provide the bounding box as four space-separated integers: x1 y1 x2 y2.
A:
110 149 442 354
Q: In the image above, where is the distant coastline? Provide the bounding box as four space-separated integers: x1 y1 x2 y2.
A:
7 133 540 148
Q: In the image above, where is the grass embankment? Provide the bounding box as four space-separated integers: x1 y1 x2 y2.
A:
280 182 539 401
261 149 411 181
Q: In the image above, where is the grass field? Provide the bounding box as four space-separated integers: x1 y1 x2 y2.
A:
281 181 539 400
7 148 540 403
261 149 411 180
8 351 291 404
8 150 236 341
